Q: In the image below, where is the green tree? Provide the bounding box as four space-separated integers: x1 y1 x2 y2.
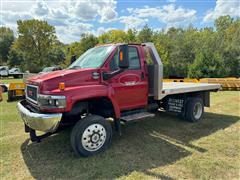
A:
0 27 15 64
65 33 98 66
46 47 66 67
99 30 127 43
157 27 189 77
215 17 240 77
215 15 233 32
126 29 137 43
137 24 153 43
80 34 98 52
153 32 170 77
188 50 225 78
13 19 64 72
8 47 24 68
98 33 110 44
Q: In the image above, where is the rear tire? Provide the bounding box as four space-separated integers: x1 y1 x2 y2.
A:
186 98 204 122
70 115 112 157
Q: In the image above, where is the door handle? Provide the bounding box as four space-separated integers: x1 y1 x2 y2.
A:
141 72 145 80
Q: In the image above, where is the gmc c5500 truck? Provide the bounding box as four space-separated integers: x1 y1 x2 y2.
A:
17 43 221 157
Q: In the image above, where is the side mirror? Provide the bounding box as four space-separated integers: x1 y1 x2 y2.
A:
118 45 129 69
70 55 77 64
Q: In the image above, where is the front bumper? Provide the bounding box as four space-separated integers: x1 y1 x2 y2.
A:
17 100 62 132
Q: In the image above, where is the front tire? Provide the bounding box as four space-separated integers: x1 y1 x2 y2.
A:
70 115 112 157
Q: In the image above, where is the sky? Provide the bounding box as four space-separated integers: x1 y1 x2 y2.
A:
0 0 239 43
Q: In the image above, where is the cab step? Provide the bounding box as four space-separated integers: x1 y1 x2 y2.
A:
120 112 155 122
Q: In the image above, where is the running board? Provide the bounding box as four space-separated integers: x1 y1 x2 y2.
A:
121 112 155 122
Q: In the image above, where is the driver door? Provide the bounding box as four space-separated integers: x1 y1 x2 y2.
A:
107 46 148 110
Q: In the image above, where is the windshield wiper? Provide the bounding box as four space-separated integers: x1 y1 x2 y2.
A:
69 65 81 69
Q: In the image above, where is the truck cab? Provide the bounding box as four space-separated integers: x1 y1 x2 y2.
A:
17 43 220 157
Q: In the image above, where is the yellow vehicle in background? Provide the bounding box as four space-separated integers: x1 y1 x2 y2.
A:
163 77 240 91
7 73 36 101
8 82 26 101
0 83 8 102
199 78 240 91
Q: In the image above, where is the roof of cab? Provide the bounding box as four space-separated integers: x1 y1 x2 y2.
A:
95 42 142 47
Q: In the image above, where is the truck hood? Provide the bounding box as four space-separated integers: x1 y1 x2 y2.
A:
27 68 100 92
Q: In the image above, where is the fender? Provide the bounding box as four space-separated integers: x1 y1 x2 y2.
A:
62 84 121 119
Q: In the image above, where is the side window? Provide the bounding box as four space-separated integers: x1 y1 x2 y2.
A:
128 47 140 70
109 51 119 71
109 46 141 71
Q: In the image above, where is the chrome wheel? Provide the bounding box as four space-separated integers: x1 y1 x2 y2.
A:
193 102 202 119
81 123 106 152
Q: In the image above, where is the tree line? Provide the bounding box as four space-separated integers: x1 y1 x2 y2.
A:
0 15 239 78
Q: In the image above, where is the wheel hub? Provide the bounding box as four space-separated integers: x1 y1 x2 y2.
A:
91 133 100 143
82 123 106 152
193 102 202 119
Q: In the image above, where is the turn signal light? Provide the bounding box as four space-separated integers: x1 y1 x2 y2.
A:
59 82 65 91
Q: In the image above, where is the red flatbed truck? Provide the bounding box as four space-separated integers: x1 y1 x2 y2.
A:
17 43 221 157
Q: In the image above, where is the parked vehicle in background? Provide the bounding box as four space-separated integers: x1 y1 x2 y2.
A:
0 66 9 77
8 67 24 78
0 66 24 78
17 43 221 157
39 66 62 74
9 67 21 74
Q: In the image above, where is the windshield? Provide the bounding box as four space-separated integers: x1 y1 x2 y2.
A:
68 45 114 69
0 67 7 70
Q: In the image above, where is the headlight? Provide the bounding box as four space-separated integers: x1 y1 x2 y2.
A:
48 99 54 105
38 94 66 108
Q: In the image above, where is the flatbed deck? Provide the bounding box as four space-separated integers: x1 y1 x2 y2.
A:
161 82 221 97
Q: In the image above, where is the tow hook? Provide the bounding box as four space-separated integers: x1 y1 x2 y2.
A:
29 128 54 143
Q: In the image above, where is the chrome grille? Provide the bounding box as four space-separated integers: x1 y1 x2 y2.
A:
26 85 38 103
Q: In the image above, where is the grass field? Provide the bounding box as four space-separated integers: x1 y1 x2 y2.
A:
0 89 239 179
0 78 23 84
